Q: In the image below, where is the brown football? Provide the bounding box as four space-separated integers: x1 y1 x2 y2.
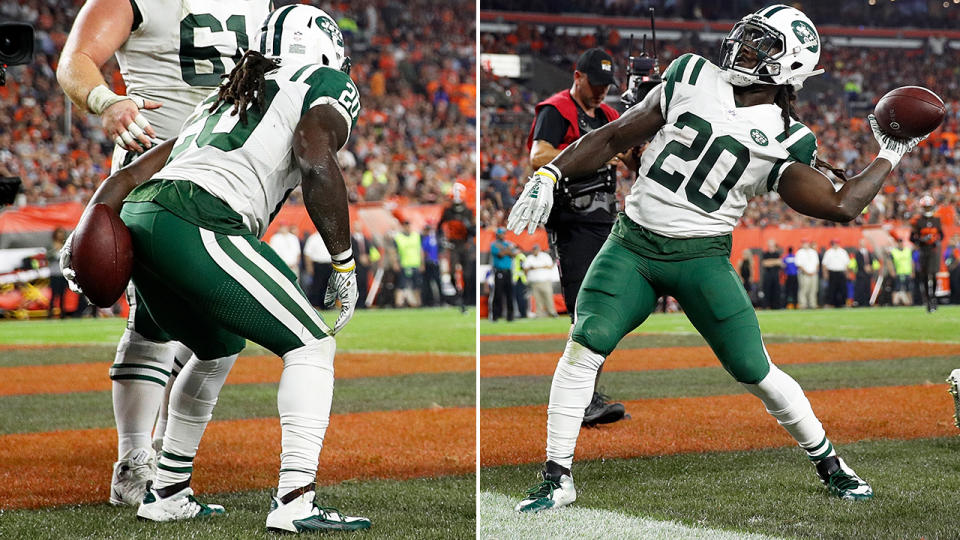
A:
71 203 133 307
874 86 945 138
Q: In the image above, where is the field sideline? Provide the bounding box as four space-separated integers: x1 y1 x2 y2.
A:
479 305 960 539
0 307 476 539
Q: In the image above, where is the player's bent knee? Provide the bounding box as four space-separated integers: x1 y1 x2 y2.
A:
282 336 336 373
111 329 179 386
554 340 605 383
570 313 621 357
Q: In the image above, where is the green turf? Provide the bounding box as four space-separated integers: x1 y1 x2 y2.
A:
0 307 476 353
481 438 960 540
0 372 474 435
0 474 475 539
479 356 959 408
480 305 960 342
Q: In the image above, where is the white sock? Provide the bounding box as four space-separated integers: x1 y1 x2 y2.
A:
546 340 604 469
741 362 826 450
154 353 237 490
152 343 194 452
112 330 177 459
277 337 336 498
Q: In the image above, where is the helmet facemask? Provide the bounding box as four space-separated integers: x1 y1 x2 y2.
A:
719 20 785 86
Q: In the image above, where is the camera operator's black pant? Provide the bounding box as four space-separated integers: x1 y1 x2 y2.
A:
492 269 514 321
762 269 781 309
548 221 612 319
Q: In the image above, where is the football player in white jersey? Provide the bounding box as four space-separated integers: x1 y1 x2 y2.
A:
509 5 926 512
61 5 369 532
57 0 271 507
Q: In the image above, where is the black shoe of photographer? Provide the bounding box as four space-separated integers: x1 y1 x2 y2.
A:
581 391 626 427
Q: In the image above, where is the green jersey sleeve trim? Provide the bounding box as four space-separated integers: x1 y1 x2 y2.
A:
775 122 803 143
300 67 361 147
765 158 788 192
662 54 694 117
786 132 818 167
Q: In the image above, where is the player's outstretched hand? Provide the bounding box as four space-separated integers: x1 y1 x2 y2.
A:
324 257 359 335
58 232 83 295
869 114 927 167
101 96 163 153
506 164 559 235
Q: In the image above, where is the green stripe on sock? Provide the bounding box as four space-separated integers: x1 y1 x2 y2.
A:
161 451 194 463
158 463 193 474
809 442 834 462
109 374 167 386
109 363 171 376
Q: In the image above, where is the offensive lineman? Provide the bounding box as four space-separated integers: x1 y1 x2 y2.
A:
63 5 369 532
56 0 271 506
508 5 926 512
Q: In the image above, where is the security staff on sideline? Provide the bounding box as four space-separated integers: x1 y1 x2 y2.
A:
526 48 626 426
490 228 517 321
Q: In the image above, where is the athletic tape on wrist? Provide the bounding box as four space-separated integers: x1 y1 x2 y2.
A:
86 85 127 115
877 148 901 168
535 164 561 184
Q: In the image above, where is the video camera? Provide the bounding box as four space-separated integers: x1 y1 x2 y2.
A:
620 8 662 109
0 22 36 87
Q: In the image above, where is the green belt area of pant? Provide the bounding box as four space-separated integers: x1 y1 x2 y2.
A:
609 213 732 261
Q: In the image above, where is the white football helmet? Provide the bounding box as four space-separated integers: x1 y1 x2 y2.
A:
719 4 824 91
254 5 348 72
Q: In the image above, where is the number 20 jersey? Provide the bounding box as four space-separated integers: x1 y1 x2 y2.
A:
153 63 361 238
626 53 818 238
115 0 271 139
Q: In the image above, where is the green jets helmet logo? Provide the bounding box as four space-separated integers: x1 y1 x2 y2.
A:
750 129 769 146
316 16 344 48
791 20 818 53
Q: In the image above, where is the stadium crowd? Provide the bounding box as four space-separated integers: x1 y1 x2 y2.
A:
480 0 960 30
1 0 476 207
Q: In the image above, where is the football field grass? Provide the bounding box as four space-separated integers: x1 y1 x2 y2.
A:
0 307 476 539
479 305 960 539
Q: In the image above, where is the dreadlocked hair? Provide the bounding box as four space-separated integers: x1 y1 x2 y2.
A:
209 50 280 125
774 85 847 181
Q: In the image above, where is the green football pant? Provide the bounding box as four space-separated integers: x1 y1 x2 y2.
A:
571 238 770 384
119 202 329 360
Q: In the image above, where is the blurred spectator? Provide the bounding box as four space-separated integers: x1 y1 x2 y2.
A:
351 221 371 308
303 231 333 308
890 237 915 306
783 246 798 309
46 226 68 318
945 234 960 304
738 248 753 298
270 223 302 279
796 240 820 309
512 249 527 318
524 244 558 318
489 228 517 321
761 240 783 310
421 223 443 306
853 240 878 307
393 220 423 308
822 240 851 307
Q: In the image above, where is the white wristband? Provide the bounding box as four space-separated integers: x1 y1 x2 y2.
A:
86 85 145 115
877 149 901 168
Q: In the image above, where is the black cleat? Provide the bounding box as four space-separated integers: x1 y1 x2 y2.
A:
582 391 626 427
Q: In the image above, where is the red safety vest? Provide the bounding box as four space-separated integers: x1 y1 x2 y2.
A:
526 90 620 151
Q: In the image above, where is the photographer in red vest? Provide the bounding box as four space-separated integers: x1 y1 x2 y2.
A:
525 48 627 426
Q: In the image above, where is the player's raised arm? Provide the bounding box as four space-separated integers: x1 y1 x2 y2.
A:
778 115 925 222
508 85 665 234
294 104 357 334
57 0 162 152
